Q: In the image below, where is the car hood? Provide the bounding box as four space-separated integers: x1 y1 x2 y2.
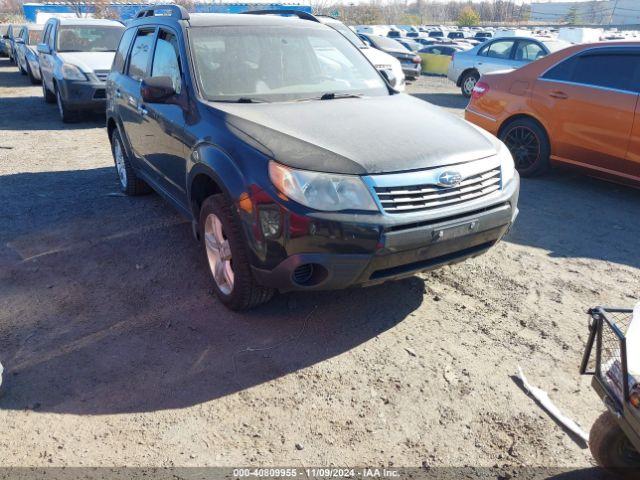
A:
214 94 499 175
57 51 115 72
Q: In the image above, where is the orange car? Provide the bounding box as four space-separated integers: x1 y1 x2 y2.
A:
465 42 640 185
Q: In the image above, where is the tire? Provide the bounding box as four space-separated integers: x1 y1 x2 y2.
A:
26 62 39 85
460 70 479 98
110 129 151 196
499 117 551 177
590 411 640 478
42 76 55 103
56 85 78 123
199 194 275 311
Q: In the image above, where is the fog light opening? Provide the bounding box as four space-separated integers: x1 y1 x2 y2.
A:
291 263 328 287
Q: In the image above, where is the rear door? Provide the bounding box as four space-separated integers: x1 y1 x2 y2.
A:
475 39 516 75
119 26 157 168
533 47 640 176
138 26 187 203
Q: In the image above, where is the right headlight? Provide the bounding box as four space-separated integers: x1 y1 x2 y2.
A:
61 63 87 81
268 161 378 212
498 141 516 187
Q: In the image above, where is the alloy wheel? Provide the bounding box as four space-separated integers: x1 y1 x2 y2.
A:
113 137 127 188
463 76 477 96
503 126 541 170
204 213 234 295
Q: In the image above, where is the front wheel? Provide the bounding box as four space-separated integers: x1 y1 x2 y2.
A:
26 62 39 85
460 70 479 98
199 195 274 311
42 77 55 103
499 117 551 177
589 411 640 478
56 86 78 123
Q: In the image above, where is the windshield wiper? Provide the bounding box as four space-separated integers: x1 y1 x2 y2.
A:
214 97 269 104
297 92 364 102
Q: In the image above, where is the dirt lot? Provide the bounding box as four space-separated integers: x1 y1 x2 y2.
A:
1 58 639 472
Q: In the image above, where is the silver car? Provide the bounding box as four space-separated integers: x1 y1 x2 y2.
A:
37 17 124 122
447 36 570 97
15 24 44 84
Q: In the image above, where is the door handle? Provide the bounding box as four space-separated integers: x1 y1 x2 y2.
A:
137 105 148 117
549 91 568 100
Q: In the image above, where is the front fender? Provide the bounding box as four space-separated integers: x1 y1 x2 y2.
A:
187 143 247 205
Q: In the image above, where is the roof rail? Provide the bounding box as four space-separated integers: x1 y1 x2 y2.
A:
242 9 320 23
135 4 190 21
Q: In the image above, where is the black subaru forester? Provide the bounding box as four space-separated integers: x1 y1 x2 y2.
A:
106 6 520 310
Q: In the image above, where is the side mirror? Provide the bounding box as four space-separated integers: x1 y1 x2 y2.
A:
37 43 50 54
140 76 176 103
380 69 397 89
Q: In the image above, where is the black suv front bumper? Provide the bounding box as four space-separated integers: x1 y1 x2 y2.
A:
251 178 519 292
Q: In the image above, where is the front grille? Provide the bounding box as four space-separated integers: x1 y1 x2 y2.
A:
374 166 501 213
94 70 109 81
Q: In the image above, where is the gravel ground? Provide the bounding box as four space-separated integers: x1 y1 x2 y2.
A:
1 60 639 473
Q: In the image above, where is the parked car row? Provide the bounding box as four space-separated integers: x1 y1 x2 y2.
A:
465 42 640 186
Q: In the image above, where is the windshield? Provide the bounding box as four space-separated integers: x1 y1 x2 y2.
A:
190 26 388 103
28 30 43 45
325 21 366 48
56 26 124 52
370 35 409 52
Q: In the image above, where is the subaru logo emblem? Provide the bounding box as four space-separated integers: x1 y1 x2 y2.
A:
438 171 462 187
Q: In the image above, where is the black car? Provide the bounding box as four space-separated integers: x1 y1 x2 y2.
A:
106 6 520 310
358 33 421 80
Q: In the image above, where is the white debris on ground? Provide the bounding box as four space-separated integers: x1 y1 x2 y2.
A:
517 366 589 444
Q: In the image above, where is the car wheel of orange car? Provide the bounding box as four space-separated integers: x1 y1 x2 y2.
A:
500 118 550 178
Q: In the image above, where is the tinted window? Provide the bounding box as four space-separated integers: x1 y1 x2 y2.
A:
572 53 639 92
151 29 181 93
482 40 515 59
56 25 124 52
544 50 640 92
113 27 136 73
514 40 546 62
128 28 155 81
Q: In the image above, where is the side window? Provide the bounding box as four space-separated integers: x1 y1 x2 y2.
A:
48 24 56 49
42 24 51 45
515 41 546 62
127 28 155 81
542 56 577 82
150 29 182 93
543 50 640 93
113 27 136 73
571 53 640 92
481 40 515 60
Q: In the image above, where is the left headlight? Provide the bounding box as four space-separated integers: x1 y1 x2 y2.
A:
61 63 87 81
269 161 378 212
498 141 516 187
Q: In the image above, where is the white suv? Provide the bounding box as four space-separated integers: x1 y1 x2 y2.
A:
37 17 124 122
